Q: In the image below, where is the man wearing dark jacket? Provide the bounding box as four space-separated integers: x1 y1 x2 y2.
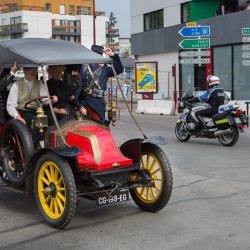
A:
194 75 225 126
76 46 124 121
0 63 17 124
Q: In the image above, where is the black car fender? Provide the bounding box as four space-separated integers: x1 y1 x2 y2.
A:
120 137 167 164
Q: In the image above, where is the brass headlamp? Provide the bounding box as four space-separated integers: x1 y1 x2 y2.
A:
32 106 48 133
108 101 120 126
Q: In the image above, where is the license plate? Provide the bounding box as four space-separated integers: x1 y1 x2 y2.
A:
235 117 241 124
97 189 129 206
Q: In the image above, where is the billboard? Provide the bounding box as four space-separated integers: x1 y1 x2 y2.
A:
135 62 158 93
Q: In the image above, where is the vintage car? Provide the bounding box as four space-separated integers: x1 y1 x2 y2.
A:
0 38 173 229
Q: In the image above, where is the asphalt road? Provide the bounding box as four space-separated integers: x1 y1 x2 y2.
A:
0 112 249 250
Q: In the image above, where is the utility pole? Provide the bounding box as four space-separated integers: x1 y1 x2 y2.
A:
93 0 96 45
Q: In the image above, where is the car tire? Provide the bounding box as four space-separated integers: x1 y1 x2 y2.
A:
1 119 34 186
34 152 77 229
130 143 173 212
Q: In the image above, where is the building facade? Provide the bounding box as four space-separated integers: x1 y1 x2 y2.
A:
0 0 108 49
131 0 250 104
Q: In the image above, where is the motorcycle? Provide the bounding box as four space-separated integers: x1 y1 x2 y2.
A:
175 88 248 146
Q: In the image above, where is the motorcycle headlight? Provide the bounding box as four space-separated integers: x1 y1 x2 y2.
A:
179 101 185 108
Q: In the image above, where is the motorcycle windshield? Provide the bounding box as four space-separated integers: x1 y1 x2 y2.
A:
182 87 195 99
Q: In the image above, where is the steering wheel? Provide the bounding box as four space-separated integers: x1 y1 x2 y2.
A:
24 96 48 111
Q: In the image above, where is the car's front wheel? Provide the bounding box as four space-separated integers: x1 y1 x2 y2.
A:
34 152 77 229
130 143 173 212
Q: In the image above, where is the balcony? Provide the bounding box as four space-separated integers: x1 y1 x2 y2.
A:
0 5 44 14
52 26 81 36
0 23 28 35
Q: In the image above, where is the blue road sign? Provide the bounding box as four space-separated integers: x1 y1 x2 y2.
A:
178 26 210 37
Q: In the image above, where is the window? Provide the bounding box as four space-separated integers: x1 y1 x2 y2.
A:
11 33 22 39
45 3 51 12
2 18 6 25
233 45 250 99
54 19 61 26
181 2 190 23
10 16 22 25
144 9 163 31
213 46 232 92
77 6 91 15
11 4 19 11
60 5 65 15
69 5 75 15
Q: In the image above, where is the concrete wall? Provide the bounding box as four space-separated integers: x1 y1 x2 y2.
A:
132 10 250 56
136 52 179 100
22 11 52 38
131 0 191 34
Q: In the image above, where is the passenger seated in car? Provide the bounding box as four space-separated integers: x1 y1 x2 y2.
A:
7 67 46 127
0 63 17 124
47 65 87 119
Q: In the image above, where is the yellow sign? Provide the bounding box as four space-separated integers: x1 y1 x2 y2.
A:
135 62 158 93
186 22 197 27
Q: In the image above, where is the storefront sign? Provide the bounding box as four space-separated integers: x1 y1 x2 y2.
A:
242 28 250 35
242 44 250 51
179 26 210 37
242 52 250 58
242 60 250 66
242 37 250 43
179 50 210 57
135 62 158 93
179 58 210 64
179 38 210 49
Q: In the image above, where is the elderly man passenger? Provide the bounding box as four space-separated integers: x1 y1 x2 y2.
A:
6 67 55 127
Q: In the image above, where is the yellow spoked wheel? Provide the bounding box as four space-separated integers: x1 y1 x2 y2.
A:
34 153 76 229
38 161 66 220
130 143 173 212
134 152 163 204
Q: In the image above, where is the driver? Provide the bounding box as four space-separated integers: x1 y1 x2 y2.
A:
6 66 56 127
193 75 225 128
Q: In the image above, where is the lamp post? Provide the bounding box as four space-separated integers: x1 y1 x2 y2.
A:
93 0 96 45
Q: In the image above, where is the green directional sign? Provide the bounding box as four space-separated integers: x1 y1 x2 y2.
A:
242 28 250 35
179 38 210 49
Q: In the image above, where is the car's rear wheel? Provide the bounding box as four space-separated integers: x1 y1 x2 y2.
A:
34 152 77 229
130 143 173 212
1 120 34 186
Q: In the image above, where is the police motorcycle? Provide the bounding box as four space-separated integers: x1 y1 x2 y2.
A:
175 88 247 146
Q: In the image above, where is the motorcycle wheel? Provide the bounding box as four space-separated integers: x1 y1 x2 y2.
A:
218 125 239 146
175 122 191 142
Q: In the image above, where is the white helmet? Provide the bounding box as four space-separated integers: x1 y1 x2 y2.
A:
207 75 220 87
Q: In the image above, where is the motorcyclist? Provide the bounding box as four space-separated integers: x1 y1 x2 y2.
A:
192 75 225 128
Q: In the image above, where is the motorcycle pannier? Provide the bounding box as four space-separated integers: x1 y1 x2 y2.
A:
212 113 230 129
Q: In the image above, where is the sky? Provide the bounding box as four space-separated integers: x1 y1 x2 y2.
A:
95 0 130 38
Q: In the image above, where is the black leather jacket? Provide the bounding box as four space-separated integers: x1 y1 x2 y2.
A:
0 73 15 123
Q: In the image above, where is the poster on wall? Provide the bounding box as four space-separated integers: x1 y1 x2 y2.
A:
135 62 158 93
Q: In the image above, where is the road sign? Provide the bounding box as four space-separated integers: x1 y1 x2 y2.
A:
242 28 250 35
242 37 250 43
178 38 210 49
186 22 197 27
179 50 210 57
178 26 210 37
242 60 250 66
242 52 250 58
179 58 211 64
242 44 250 51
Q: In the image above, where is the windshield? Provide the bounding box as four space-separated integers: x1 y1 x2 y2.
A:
182 87 195 98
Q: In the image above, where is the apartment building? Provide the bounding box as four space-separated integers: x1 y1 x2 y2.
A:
131 0 250 108
0 0 108 49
